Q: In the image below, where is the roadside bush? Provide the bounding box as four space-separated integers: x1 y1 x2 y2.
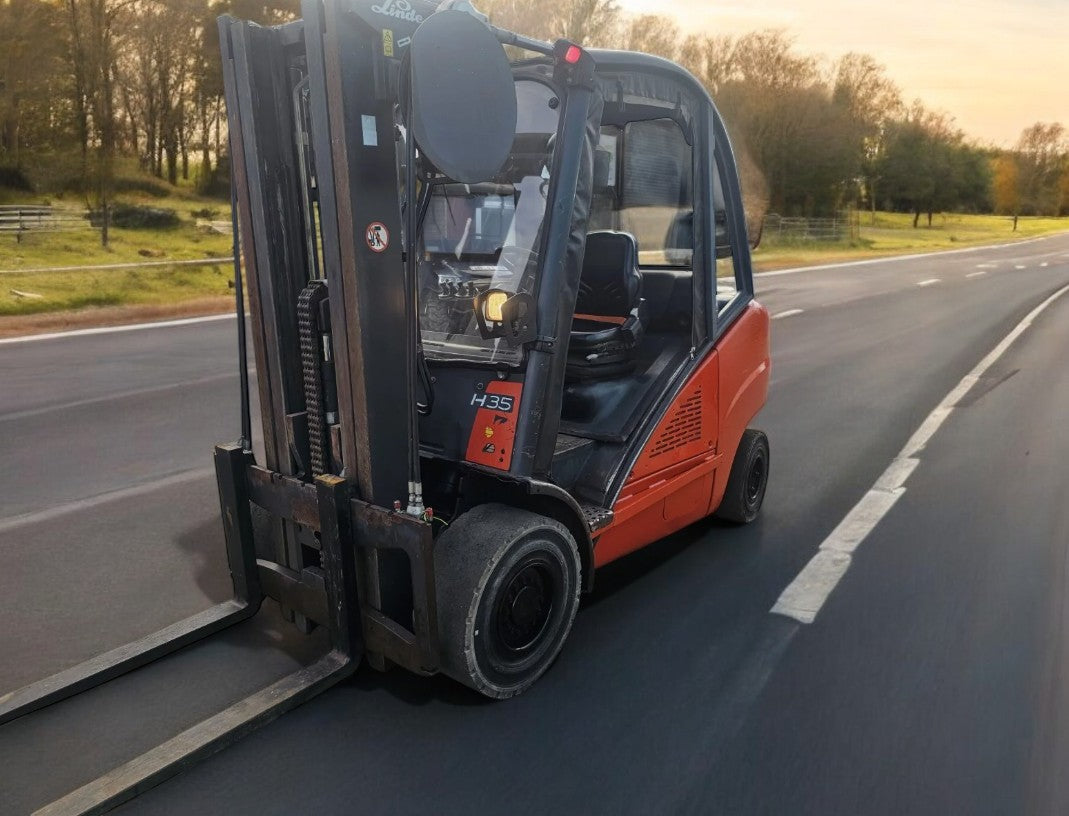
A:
89 204 180 229
194 156 230 199
0 166 33 191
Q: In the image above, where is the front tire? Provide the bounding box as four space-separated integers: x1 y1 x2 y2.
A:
434 504 581 699
715 428 769 524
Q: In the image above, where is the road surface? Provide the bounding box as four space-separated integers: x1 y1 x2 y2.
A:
2 234 1069 815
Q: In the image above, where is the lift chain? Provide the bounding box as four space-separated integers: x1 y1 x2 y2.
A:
297 280 331 477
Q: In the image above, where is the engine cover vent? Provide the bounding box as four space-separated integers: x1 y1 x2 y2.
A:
650 387 703 457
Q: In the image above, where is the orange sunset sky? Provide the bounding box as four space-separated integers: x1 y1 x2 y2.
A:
617 0 1069 147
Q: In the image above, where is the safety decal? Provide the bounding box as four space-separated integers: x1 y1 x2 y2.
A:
366 222 389 252
465 380 523 471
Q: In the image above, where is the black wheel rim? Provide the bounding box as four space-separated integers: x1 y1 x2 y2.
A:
493 556 555 655
746 452 766 507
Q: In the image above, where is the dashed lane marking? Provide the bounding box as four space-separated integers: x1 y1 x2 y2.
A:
966 271 987 278
917 279 941 286
1016 264 1026 269
771 281 1069 624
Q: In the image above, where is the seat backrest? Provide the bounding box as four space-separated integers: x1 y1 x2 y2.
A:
576 230 641 318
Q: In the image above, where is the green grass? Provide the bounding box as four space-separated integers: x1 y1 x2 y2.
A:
0 262 236 316
1 174 235 316
752 212 1069 271
3 183 1068 317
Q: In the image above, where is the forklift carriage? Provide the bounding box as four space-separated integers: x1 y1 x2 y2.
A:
0 1 769 811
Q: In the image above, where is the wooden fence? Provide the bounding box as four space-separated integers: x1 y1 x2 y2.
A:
0 205 91 242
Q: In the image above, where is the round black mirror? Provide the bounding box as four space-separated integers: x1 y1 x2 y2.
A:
408 10 517 183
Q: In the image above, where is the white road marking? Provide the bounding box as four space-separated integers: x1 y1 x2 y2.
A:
0 468 214 534
976 263 996 269
0 371 246 423
0 313 237 346
771 309 804 320
917 278 941 286
1015 264 1026 269
1040 262 1049 267
966 271 987 278
755 233 1065 278
771 281 1069 624
770 551 851 624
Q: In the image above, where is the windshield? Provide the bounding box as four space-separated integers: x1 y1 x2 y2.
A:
418 78 560 364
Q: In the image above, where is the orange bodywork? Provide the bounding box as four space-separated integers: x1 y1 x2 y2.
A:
593 302 770 568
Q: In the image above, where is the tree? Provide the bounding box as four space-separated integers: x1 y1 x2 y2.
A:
0 0 66 166
65 0 135 245
877 104 985 226
620 14 679 61
992 154 1019 223
485 0 620 46
831 52 902 218
1015 122 1066 216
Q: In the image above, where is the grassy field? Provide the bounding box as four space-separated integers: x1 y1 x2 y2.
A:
0 181 235 316
752 211 1069 271
2 187 1068 323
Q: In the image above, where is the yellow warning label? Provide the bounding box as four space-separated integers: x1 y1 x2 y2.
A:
483 426 494 439
382 29 395 57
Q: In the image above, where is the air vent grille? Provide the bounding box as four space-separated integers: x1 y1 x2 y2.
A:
649 387 703 457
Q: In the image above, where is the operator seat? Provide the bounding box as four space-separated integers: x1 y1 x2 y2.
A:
566 230 646 381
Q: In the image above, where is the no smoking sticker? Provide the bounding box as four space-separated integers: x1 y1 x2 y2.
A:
366 222 389 252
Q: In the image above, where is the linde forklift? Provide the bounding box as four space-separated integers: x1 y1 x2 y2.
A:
0 1 769 810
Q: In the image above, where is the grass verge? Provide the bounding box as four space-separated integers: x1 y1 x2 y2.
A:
752 212 1069 272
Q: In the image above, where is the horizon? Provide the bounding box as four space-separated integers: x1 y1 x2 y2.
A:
617 0 1069 148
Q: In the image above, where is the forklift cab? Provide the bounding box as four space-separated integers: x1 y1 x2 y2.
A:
416 46 768 546
409 31 770 695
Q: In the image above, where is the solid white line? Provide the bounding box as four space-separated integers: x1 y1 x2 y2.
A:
0 468 214 534
771 281 1069 624
755 233 1067 278
0 313 236 346
917 278 941 286
0 371 243 423
771 308 804 320
966 271 987 278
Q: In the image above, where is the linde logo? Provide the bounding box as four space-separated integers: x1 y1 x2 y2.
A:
370 0 424 23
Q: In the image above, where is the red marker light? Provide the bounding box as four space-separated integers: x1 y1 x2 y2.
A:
564 44 582 64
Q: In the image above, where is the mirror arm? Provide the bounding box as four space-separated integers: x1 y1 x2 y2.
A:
490 25 554 56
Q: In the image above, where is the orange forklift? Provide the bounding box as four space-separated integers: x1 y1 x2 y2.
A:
0 1 768 810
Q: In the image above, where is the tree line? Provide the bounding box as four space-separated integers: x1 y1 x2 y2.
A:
1 0 1067 227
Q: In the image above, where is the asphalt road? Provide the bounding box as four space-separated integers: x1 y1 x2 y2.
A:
2 234 1069 815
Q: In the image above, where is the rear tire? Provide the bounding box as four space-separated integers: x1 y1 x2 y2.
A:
434 504 581 699
714 429 769 524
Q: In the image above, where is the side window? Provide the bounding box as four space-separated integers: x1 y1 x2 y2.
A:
713 151 741 314
619 118 693 268
589 127 620 232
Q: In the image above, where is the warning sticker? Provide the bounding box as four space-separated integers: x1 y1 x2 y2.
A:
366 222 389 253
382 29 395 57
